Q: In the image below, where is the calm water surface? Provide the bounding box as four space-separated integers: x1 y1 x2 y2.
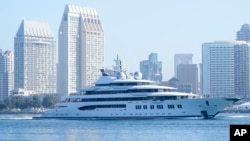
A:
0 113 250 141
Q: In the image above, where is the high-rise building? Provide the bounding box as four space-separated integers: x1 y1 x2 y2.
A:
174 54 193 77
177 64 198 94
236 24 250 42
14 20 56 95
0 50 14 101
140 53 162 82
202 41 250 98
57 4 104 97
199 63 202 95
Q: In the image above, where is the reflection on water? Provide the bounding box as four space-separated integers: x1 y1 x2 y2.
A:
0 114 41 120
0 113 250 141
1 113 249 120
215 112 250 119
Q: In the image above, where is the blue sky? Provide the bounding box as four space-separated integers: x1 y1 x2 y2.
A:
1 0 250 80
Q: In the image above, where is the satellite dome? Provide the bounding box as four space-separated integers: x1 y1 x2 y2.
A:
134 72 142 80
116 72 126 79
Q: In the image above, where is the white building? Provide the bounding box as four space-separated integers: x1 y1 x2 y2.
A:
12 88 36 97
14 20 56 95
57 4 104 97
0 50 14 101
202 41 250 98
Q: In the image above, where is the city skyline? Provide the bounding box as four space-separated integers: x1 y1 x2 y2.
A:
1 0 250 80
140 53 162 82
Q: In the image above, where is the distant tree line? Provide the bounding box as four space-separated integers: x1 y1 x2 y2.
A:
0 95 58 111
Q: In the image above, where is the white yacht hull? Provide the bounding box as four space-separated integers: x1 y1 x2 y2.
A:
34 98 237 119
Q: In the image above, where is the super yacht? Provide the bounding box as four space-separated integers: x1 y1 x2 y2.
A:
34 57 238 119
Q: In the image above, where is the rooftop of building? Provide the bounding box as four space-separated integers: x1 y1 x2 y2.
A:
16 20 54 38
203 40 249 46
65 4 98 16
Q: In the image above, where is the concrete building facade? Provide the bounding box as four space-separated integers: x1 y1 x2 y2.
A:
14 20 56 95
57 4 104 97
202 41 250 98
0 50 14 101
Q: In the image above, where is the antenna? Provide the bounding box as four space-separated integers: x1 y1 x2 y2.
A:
114 54 122 71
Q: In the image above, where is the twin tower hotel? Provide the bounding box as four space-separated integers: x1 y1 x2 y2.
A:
57 5 104 97
12 4 104 99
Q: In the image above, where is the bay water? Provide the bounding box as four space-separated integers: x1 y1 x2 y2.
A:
0 113 250 141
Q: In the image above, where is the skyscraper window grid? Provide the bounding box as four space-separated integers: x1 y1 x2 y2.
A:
14 20 56 95
202 41 250 98
57 5 104 97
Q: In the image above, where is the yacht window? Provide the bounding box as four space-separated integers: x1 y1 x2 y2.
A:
55 105 67 108
95 84 111 86
79 91 86 95
128 89 171 93
164 89 169 92
177 104 182 108
81 96 178 102
157 105 163 109
111 82 137 86
68 98 78 102
135 105 141 110
85 88 175 95
158 89 164 92
181 96 188 99
150 105 154 109
168 105 175 109
78 104 126 110
206 101 210 106
85 90 128 95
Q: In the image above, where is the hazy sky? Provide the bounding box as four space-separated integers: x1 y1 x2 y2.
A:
1 0 250 80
